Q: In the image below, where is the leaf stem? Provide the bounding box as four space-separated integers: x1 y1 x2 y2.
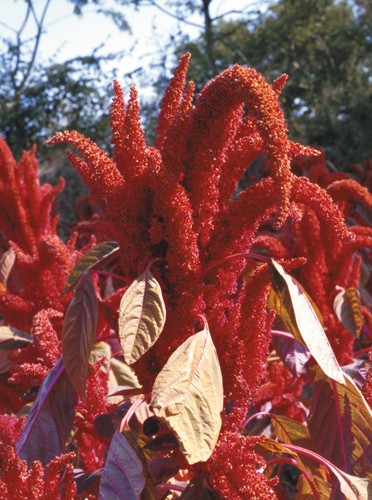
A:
202 252 269 280
93 270 131 283
119 396 147 432
156 483 186 493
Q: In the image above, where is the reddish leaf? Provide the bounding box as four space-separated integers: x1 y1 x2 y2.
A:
63 241 120 294
62 272 98 399
16 358 77 466
148 457 180 484
0 326 33 349
272 331 311 377
75 468 103 495
0 248 16 291
308 369 372 479
99 430 145 499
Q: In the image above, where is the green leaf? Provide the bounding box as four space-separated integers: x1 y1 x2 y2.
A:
151 319 223 464
63 241 120 294
269 259 345 384
118 267 166 365
62 272 98 400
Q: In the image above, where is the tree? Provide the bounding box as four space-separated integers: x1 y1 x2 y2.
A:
175 0 372 166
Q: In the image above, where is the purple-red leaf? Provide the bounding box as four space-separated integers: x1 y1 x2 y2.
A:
148 457 180 484
271 331 311 377
62 272 98 400
63 241 120 294
308 369 372 479
16 358 76 466
99 430 145 500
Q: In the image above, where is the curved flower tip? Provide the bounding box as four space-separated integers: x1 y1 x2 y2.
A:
327 179 372 208
47 130 125 198
189 64 293 233
293 176 354 242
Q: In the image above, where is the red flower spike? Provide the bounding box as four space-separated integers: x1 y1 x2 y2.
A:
47 131 125 201
272 73 288 94
217 117 264 210
110 79 126 165
120 85 148 180
156 52 191 150
160 80 195 179
327 178 372 211
208 433 277 499
0 447 76 498
148 148 200 283
292 176 353 243
186 64 292 244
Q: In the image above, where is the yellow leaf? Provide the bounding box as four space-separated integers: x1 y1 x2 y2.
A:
151 319 223 464
63 241 119 294
270 260 345 384
333 286 362 337
118 267 166 365
0 249 16 291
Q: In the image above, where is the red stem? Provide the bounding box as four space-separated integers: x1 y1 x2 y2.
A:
354 347 371 358
331 379 349 473
271 330 295 340
119 396 147 432
156 483 186 493
243 411 272 430
266 457 319 499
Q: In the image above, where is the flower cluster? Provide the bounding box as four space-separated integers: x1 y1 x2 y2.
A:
0 53 370 497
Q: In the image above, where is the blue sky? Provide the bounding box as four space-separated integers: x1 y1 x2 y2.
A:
1 1 265 97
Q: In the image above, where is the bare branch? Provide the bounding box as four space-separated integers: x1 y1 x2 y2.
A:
16 0 52 96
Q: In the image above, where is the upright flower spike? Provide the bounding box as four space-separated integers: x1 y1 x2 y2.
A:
156 52 191 150
119 86 148 180
110 79 126 166
160 80 195 179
